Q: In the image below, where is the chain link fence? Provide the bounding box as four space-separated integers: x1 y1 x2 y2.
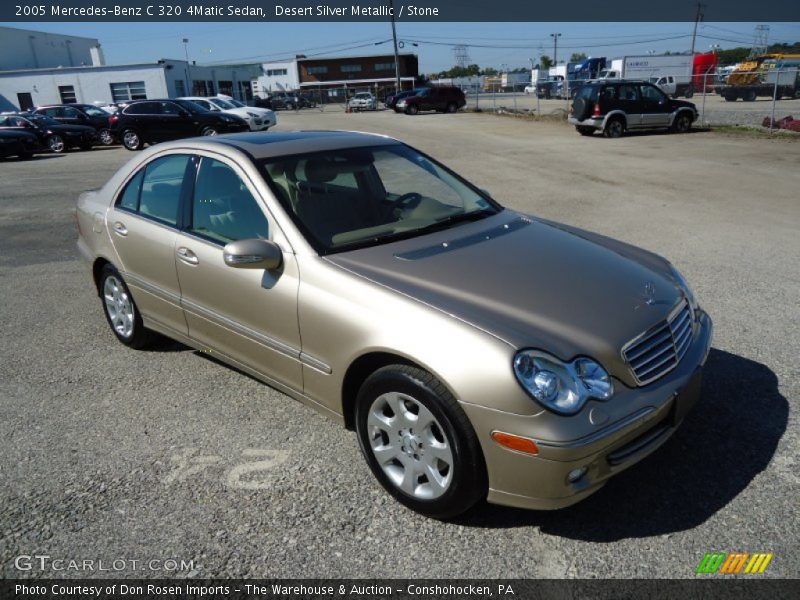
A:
252 84 400 114
459 69 800 132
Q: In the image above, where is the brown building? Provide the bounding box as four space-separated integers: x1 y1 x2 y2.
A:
297 53 418 99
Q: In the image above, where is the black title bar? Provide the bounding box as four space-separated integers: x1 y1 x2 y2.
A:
2 0 799 22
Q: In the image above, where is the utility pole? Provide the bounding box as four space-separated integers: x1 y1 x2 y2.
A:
690 3 705 56
550 33 561 66
183 38 191 94
389 0 402 91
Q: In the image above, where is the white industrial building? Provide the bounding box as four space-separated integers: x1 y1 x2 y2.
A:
0 26 104 71
0 59 262 112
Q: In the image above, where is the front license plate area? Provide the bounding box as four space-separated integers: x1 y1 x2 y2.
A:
672 368 703 425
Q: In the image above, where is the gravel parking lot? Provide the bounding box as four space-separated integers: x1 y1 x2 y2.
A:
0 111 797 579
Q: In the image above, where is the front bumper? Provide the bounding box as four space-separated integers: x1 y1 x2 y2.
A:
463 310 713 510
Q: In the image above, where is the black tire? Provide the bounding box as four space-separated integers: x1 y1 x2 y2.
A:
445 102 458 113
723 94 737 102
355 365 487 519
286 103 294 111
121 129 142 151
47 134 66 153
576 126 595 136
603 117 625 139
200 126 219 137
742 90 757 102
672 112 692 134
405 104 419 115
98 264 156 349
98 128 114 146
684 87 694 99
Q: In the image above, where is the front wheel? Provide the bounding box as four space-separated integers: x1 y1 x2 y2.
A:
98 128 114 145
99 265 155 349
47 134 66 153
121 129 142 151
200 126 219 136
672 113 692 134
445 102 458 113
355 365 487 519
405 104 419 115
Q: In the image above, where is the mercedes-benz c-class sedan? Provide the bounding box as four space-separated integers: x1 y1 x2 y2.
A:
76 131 712 518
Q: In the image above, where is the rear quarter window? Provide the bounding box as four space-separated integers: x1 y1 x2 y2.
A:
575 86 599 102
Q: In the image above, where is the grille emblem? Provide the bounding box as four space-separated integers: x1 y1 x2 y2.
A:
643 281 656 305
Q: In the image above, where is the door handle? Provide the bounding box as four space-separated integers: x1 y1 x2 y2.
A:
112 221 128 236
176 246 199 265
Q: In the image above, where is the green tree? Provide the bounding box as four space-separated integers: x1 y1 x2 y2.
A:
482 67 499 76
570 52 587 62
539 55 553 69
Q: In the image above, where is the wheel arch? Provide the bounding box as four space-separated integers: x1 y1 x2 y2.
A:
92 257 113 295
602 111 627 129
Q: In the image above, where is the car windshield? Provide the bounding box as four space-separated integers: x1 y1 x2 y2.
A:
174 99 208 114
81 106 107 116
228 99 246 107
209 97 236 110
260 144 501 254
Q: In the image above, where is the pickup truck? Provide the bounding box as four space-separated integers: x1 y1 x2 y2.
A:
651 76 694 98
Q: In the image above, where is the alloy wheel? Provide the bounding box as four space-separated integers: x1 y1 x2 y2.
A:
122 131 140 150
366 391 454 500
103 275 134 338
48 135 65 153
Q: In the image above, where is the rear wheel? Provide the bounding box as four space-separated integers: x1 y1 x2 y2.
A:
723 93 737 102
47 134 65 153
742 90 757 102
200 126 219 136
355 365 487 519
672 113 692 134
604 117 625 139
99 265 156 349
576 126 595 136
684 87 694 99
445 102 458 113
121 129 142 151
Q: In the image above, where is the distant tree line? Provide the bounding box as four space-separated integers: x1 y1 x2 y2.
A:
716 41 800 65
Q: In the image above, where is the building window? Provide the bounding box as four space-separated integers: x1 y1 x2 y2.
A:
266 68 288 77
207 80 216 95
340 64 362 73
192 80 208 96
218 80 233 96
375 62 396 71
174 80 186 96
110 81 146 102
58 85 76 104
306 66 328 75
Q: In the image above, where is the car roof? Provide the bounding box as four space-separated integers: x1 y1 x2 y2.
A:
152 130 399 160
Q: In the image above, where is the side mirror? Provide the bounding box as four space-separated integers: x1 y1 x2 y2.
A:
223 239 282 270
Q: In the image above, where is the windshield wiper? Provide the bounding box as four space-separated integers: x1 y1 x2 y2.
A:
414 208 499 235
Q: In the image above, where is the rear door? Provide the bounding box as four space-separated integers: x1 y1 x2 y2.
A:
173 154 302 390
639 83 671 128
617 83 643 128
106 153 193 335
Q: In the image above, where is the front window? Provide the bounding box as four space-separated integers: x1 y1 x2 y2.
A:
260 144 501 253
640 84 666 103
209 97 236 110
174 99 207 114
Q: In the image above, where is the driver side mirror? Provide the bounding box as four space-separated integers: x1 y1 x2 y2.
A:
223 239 282 270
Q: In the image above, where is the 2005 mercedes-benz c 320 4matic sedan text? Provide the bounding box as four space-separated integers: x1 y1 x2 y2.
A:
77 131 712 518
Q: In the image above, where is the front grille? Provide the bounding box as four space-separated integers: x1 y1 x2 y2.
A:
623 300 693 385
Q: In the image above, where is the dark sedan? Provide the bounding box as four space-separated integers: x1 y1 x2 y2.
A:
32 104 116 145
0 129 39 159
109 99 249 151
0 114 97 153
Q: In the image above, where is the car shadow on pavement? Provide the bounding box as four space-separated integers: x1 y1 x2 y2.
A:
462 348 788 541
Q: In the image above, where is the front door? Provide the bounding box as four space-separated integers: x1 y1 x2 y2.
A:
174 155 303 390
106 153 193 336
639 84 671 128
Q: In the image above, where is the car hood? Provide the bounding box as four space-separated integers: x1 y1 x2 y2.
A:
326 211 683 385
670 99 697 111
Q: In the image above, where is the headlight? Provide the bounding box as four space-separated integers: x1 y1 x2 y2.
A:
246 111 258 117
668 263 698 314
513 350 614 415
220 116 234 123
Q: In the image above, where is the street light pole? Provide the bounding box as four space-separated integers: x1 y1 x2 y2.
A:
550 33 561 66
389 0 402 91
183 38 191 95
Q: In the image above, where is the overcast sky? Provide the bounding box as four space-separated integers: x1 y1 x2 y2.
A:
5 21 799 72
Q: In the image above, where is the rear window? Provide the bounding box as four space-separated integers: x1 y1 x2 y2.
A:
574 85 600 102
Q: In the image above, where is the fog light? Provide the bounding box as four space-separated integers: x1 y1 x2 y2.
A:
567 467 588 484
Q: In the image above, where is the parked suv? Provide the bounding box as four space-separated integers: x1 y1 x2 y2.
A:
267 92 302 110
396 87 466 115
32 104 115 146
568 80 697 138
1 113 97 153
110 99 249 151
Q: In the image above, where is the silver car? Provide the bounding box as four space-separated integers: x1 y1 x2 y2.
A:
77 131 712 518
